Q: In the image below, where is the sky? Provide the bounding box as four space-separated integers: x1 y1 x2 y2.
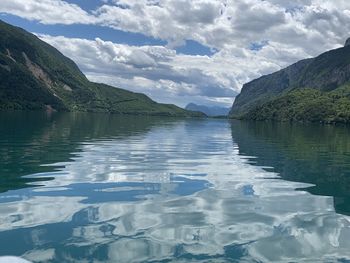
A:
1 0 350 107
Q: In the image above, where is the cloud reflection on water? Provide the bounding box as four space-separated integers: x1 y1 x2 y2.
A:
0 118 349 262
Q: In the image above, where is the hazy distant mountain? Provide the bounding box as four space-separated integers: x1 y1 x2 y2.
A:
0 20 204 117
230 38 350 123
186 103 230 116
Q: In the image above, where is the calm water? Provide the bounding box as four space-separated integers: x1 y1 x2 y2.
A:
0 112 350 262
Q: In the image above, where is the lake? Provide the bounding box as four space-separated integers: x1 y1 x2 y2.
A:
0 112 350 262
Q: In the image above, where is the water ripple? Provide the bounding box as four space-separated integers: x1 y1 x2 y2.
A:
0 113 349 262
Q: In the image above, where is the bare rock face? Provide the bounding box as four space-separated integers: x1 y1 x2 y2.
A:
345 38 350 47
230 38 350 117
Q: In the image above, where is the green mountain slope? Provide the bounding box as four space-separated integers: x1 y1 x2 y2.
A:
0 20 204 117
230 40 350 123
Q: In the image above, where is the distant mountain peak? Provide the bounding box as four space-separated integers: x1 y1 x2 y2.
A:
345 38 350 47
185 103 230 117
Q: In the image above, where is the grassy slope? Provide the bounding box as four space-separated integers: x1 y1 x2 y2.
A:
242 86 350 123
0 20 204 117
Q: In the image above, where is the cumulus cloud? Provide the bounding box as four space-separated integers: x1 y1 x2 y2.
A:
36 32 326 106
2 0 349 50
2 0 350 106
39 35 241 106
0 0 96 25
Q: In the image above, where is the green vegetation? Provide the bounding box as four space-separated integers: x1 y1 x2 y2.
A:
242 87 350 123
0 20 204 117
230 39 350 123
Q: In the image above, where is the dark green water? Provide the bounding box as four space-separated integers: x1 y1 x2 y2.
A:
0 112 350 262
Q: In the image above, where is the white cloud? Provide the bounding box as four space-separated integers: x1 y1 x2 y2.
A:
0 0 96 24
2 0 350 106
39 34 296 107
2 0 349 51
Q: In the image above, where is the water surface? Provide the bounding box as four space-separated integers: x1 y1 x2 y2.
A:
0 112 350 262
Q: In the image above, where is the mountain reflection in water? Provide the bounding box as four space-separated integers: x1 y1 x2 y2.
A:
0 112 349 262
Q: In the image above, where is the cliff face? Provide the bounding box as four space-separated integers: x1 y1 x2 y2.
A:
345 38 350 47
230 40 350 123
0 20 205 117
230 58 312 116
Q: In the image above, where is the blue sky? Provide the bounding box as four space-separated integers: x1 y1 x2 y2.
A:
1 13 167 47
1 13 215 56
0 0 349 107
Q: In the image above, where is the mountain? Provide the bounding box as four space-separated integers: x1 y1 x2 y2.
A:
230 39 350 123
185 103 230 116
0 20 204 117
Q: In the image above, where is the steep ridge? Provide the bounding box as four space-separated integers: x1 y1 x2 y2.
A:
230 39 350 123
0 20 204 117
